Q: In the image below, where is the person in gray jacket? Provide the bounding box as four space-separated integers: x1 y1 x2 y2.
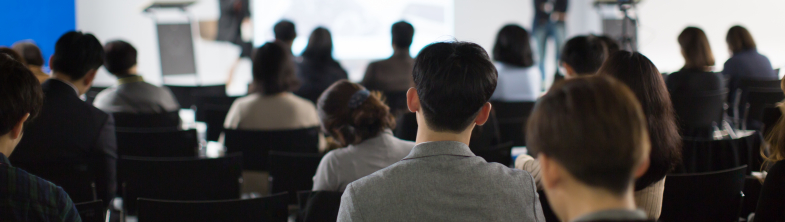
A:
337 41 545 222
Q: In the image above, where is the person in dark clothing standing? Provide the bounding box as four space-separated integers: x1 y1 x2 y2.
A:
295 27 348 104
532 0 568 87
217 0 251 58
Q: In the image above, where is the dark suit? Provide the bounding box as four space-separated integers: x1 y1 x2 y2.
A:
217 0 251 57
665 68 725 93
360 50 414 92
11 79 118 206
294 58 348 104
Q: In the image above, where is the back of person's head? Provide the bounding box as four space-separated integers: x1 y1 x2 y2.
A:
726 25 757 54
274 20 297 42
50 31 105 80
493 24 534 68
391 21 414 49
527 75 650 195
597 51 682 188
11 41 44 66
413 41 497 132
678 27 715 69
0 53 43 139
595 35 620 56
302 27 334 61
252 42 299 95
103 40 137 75
560 35 607 76
0 47 26 65
317 80 396 147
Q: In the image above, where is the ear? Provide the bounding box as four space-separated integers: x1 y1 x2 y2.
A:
538 153 561 190
634 156 650 178
83 69 98 88
474 102 492 126
10 114 30 140
406 87 420 113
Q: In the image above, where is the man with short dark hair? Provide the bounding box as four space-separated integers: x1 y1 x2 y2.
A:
337 41 545 222
361 21 415 93
0 53 81 222
559 35 607 79
527 76 653 222
93 40 180 114
274 20 297 53
11 41 49 83
11 31 118 206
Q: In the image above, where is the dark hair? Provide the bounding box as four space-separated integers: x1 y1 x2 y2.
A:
528 75 649 195
560 35 607 75
493 24 535 67
302 27 334 62
726 25 757 54
595 35 620 56
678 27 715 69
103 40 138 75
0 54 44 136
252 42 299 95
11 42 44 66
392 21 414 49
50 31 105 80
413 41 497 132
0 48 26 65
274 20 297 42
317 80 396 147
597 51 682 190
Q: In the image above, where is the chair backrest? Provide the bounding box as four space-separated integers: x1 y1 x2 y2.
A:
762 106 782 138
297 191 343 222
85 86 108 104
119 154 242 215
224 127 319 171
670 89 727 132
679 132 758 174
472 141 514 166
112 111 181 130
745 88 785 130
115 129 198 157
194 96 237 122
661 165 747 222
137 193 288 222
165 85 227 109
491 101 536 146
15 162 97 203
193 96 237 141
269 151 323 204
75 200 105 222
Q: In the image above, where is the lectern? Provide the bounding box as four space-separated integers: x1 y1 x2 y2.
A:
143 0 199 83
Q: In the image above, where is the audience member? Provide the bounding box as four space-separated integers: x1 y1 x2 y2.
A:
595 35 621 56
295 27 348 103
312 80 413 192
337 41 545 222
528 75 653 222
490 24 543 100
665 27 724 93
93 40 180 114
274 20 297 54
559 35 607 79
0 47 25 64
723 25 777 110
754 77 785 222
10 31 118 206
0 52 81 222
361 21 415 93
12 41 50 83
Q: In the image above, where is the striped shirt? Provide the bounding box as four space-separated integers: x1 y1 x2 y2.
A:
0 153 81 222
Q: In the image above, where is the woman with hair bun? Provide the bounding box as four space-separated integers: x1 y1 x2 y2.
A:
312 80 414 192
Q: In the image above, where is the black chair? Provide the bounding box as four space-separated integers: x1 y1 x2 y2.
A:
115 129 198 157
85 86 108 104
743 88 784 130
473 141 514 166
679 132 759 174
491 101 536 147
297 191 343 222
660 165 747 222
671 89 728 138
762 106 782 138
14 162 97 203
269 151 323 204
119 153 243 215
165 85 227 109
112 111 181 130
224 127 320 171
734 79 781 126
137 192 289 222
75 200 105 222
193 96 238 141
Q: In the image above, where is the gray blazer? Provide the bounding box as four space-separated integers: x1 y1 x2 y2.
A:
337 141 545 222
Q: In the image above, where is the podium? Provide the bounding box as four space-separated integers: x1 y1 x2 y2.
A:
143 1 199 83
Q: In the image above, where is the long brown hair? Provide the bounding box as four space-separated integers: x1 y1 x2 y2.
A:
726 25 757 54
317 80 396 147
762 78 785 168
678 27 715 69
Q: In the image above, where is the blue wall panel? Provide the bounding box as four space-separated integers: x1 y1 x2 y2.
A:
0 0 76 66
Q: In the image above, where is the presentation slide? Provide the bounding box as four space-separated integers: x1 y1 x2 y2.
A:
253 0 454 60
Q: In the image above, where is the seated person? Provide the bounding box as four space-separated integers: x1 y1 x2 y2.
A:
665 27 724 94
528 75 654 222
337 41 545 222
0 52 81 222
312 80 414 192
491 24 543 100
10 32 118 206
11 41 50 83
93 40 180 114
559 35 608 79
754 78 785 222
724 26 778 115
295 27 348 104
361 21 415 93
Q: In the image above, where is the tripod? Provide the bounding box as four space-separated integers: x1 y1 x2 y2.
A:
618 2 637 52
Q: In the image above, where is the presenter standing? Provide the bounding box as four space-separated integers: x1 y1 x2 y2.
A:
532 0 568 90
217 0 252 86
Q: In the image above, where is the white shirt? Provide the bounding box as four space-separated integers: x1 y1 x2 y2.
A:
490 62 542 102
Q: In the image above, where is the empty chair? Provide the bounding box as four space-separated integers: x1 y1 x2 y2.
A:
660 165 747 222
269 151 323 204
472 141 514 166
670 89 728 138
75 200 105 222
193 96 237 141
224 127 319 171
112 111 181 130
743 88 784 130
165 84 227 109
491 101 535 146
137 192 288 222
16 162 97 203
119 154 242 215
733 79 782 125
679 133 758 174
115 129 198 157
297 191 343 222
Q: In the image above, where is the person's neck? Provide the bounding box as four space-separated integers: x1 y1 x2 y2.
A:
392 48 410 57
0 135 14 158
559 185 636 221
414 111 474 145
51 72 84 95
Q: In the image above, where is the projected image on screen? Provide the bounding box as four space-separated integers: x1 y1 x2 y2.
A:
253 0 454 60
